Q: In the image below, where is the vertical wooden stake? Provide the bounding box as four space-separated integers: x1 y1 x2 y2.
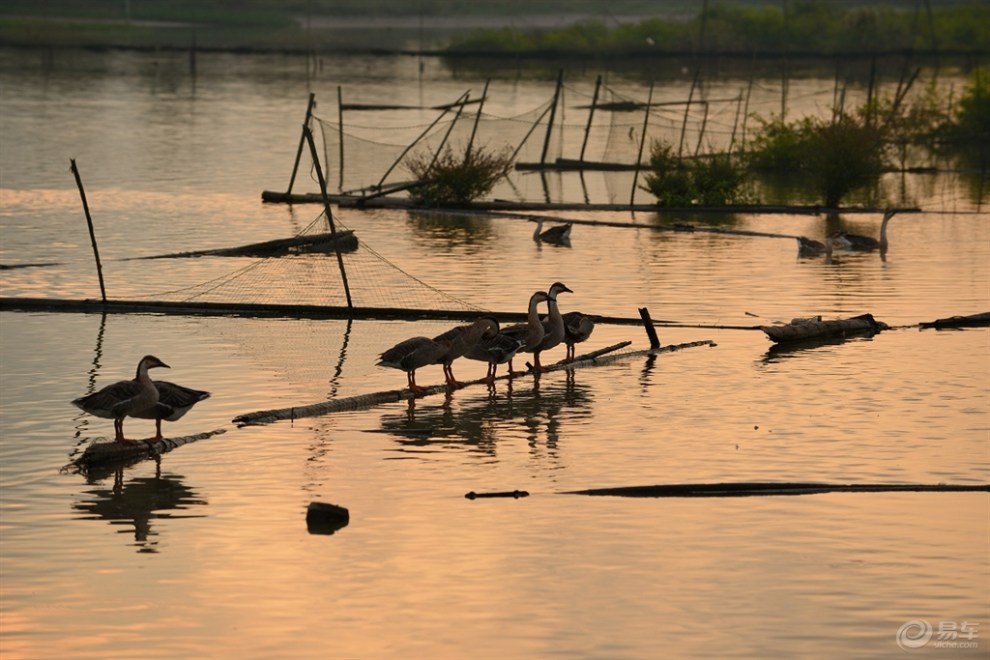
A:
540 69 564 166
464 78 490 164
579 74 602 163
303 125 353 310
337 86 345 191
70 159 107 303
639 307 661 349
630 81 654 207
287 92 317 196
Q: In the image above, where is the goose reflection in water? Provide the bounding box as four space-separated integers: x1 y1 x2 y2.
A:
72 468 207 553
374 377 594 457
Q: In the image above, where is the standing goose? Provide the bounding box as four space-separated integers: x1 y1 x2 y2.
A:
532 281 573 372
833 209 898 254
561 311 598 361
133 381 211 440
464 321 525 383
72 355 170 444
499 291 550 377
378 336 453 394
431 317 500 388
532 218 572 246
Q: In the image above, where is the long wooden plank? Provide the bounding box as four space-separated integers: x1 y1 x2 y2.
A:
561 482 990 497
232 339 714 426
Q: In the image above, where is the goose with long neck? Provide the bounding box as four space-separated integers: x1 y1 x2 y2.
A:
834 209 897 254
71 355 170 444
532 281 573 372
499 291 549 377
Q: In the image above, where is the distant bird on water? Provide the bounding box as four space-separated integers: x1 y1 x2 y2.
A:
72 355 172 444
833 209 898 255
532 218 572 246
796 235 834 259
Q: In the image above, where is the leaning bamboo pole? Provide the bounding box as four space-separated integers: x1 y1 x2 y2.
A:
233 338 716 427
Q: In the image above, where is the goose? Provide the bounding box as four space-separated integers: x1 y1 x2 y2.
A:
71 355 170 444
499 291 550 377
531 281 573 371
796 235 834 258
561 311 598 361
132 381 211 440
378 336 453 394
431 317 500 388
532 218 572 245
833 209 898 253
464 322 525 383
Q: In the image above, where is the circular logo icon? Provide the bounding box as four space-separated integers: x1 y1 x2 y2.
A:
897 620 934 650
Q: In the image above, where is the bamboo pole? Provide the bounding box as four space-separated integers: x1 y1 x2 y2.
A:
287 93 317 195
232 338 715 426
540 69 564 166
630 81 654 206
303 124 353 310
378 91 470 189
464 79 490 163
337 86 345 191
70 159 107 303
579 74 602 162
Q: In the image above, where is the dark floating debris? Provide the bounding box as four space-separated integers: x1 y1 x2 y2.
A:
136 231 358 260
306 501 350 535
761 314 888 344
919 311 990 330
465 490 530 499
564 482 990 498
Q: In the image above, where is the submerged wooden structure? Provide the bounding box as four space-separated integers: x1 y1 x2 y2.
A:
64 429 227 474
760 314 888 344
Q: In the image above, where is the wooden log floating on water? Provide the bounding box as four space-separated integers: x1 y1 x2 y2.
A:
135 230 358 260
232 339 715 426
760 313 888 344
919 311 990 329
562 482 990 497
64 428 227 474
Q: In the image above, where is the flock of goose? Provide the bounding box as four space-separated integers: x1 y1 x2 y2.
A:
377 281 597 393
71 211 890 443
70 282 597 444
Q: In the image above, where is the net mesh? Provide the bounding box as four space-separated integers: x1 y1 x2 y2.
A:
141 84 738 312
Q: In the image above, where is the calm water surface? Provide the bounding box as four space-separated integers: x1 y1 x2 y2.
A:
1 48 988 658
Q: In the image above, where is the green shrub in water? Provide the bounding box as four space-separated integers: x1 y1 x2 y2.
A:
406 145 514 206
746 112 887 207
642 140 748 207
